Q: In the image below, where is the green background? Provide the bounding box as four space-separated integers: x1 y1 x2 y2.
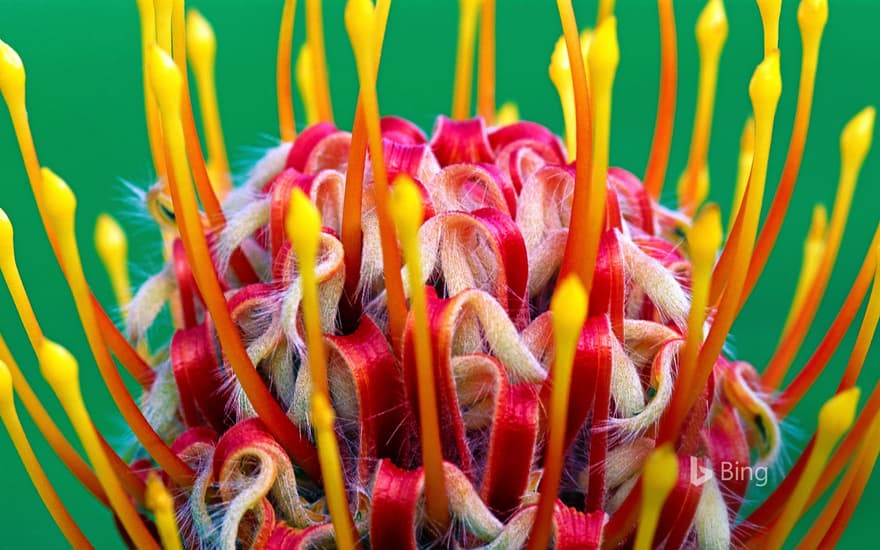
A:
0 0 877 547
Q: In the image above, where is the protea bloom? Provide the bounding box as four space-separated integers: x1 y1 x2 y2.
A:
0 0 877 548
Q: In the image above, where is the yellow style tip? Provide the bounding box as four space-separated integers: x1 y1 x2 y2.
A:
588 15 619 82
548 36 570 84
41 168 77 232
840 106 876 168
38 339 79 391
550 274 588 343
186 9 216 73
390 175 425 238
94 214 127 263
345 0 376 53
808 204 828 242
0 38 25 103
798 0 829 42
286 188 322 261
696 0 728 56
749 51 782 122
817 387 860 444
496 102 520 125
144 472 172 512
147 45 183 117
0 359 13 416
642 443 679 496
689 203 723 266
0 208 13 260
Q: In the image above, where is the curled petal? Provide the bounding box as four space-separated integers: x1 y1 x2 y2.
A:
381 115 428 144
171 322 231 432
285 122 338 172
382 140 441 184
417 208 529 325
429 116 495 166
719 361 781 467
325 317 409 483
427 163 514 215
214 419 317 544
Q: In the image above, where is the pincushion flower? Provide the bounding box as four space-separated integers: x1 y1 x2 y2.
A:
0 0 877 548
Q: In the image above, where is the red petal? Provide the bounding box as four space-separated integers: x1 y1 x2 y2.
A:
381 116 428 144
554 503 605 550
285 122 338 172
488 121 566 163
325 317 410 483
429 116 494 166
171 322 231 432
369 460 423 550
480 382 540 517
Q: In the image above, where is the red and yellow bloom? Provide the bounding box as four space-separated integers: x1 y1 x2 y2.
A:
0 0 877 548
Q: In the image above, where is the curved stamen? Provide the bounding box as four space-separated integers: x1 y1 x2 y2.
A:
149 46 320 478
476 0 495 122
344 0 408 349
633 444 678 550
187 9 232 196
277 0 297 141
341 0 392 300
758 389 859 550
728 117 754 227
289 191 359 545
678 0 727 214
556 0 594 287
391 176 450 530
136 0 167 178
672 204 722 409
781 204 826 334
0 360 93 549
527 275 588 550
762 107 875 388
306 0 334 122
41 168 195 485
737 0 829 308
39 340 159 550
663 52 782 439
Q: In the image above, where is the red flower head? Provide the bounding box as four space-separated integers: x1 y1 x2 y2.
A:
0 0 877 549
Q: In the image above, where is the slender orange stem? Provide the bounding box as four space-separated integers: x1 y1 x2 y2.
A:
556 0 595 286
662 53 781 441
736 0 827 306
796 409 880 550
277 0 297 141
341 0 392 299
476 0 495 122
344 0 407 352
763 216 880 389
643 0 677 200
774 242 880 417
